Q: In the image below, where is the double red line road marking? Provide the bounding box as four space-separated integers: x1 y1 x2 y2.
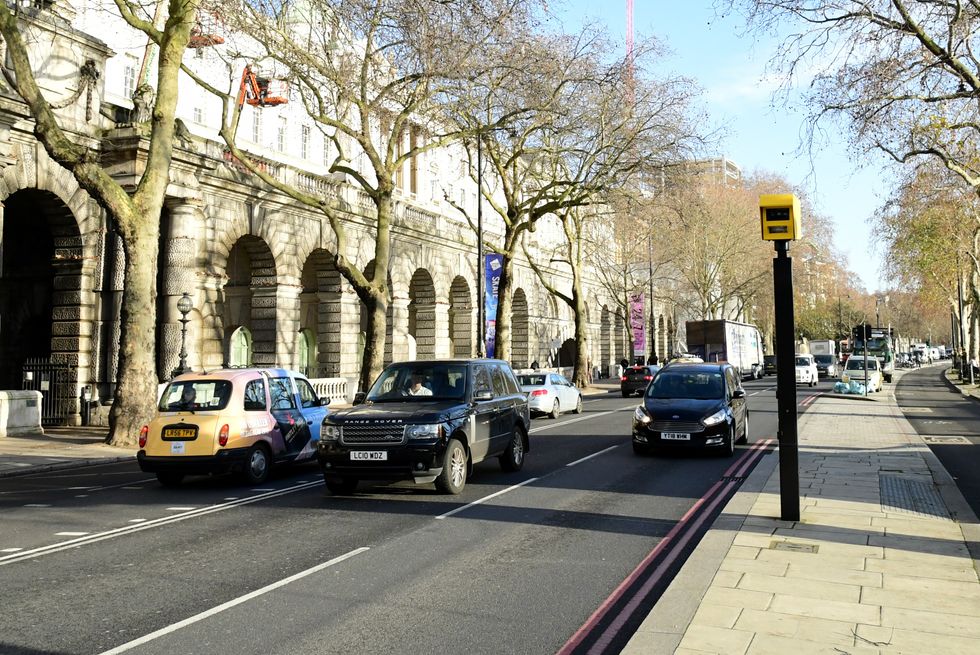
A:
557 439 775 655
799 391 822 408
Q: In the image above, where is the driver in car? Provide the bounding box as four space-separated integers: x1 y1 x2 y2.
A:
407 371 433 396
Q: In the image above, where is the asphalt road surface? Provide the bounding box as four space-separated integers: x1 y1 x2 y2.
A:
896 365 980 518
0 375 827 655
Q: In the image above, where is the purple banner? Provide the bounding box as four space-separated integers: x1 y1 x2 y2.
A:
630 293 646 352
485 254 504 357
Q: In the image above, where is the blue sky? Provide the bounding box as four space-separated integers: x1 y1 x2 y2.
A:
557 1 892 292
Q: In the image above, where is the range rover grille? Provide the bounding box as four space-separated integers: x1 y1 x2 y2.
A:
341 425 406 445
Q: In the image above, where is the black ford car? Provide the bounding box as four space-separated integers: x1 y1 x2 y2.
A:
632 362 748 456
317 359 530 495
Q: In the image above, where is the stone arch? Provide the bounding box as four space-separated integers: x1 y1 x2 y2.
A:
300 249 342 377
223 235 278 367
0 189 86 404
512 288 530 368
408 268 437 360
449 276 473 357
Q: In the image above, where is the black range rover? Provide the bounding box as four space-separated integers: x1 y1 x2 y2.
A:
317 359 530 495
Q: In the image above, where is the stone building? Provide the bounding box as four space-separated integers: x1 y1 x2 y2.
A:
0 3 680 425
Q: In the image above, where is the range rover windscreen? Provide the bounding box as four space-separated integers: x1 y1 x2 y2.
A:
366 363 469 402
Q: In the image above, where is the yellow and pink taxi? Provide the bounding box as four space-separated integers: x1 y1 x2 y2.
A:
137 368 329 486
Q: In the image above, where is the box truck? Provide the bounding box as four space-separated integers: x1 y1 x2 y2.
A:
685 320 765 380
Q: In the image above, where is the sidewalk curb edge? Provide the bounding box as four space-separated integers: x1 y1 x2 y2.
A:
0 455 135 479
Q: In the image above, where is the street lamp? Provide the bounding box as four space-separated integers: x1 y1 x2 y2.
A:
172 292 193 378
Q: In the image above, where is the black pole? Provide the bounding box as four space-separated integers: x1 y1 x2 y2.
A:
772 240 799 521
477 133 485 358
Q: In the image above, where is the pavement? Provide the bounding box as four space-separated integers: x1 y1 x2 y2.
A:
8 371 978 654
625 364 980 654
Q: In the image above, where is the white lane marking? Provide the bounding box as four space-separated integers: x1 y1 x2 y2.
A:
435 478 540 520
75 495 89 498
0 481 323 567
566 445 620 468
128 519 146 523
121 486 143 490
530 405 634 434
165 507 196 511
223 497 239 501
97 547 370 655
748 386 777 396
68 486 93 490
24 504 51 508
1 548 23 553
55 532 89 537
251 488 275 492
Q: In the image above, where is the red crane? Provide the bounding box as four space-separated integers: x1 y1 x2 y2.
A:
237 66 289 109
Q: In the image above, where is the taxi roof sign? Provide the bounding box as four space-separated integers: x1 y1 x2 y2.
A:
760 194 801 241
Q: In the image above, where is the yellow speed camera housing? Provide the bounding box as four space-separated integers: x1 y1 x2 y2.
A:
760 194 801 241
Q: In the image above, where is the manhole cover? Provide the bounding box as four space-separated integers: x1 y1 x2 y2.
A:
769 541 818 554
923 435 970 445
880 475 950 519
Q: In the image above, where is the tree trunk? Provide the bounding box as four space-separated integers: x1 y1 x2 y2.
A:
356 192 393 390
106 215 161 446
358 293 387 392
571 282 589 387
494 253 516 362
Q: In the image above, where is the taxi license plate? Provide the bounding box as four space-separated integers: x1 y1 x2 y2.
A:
350 451 387 461
661 432 690 441
164 428 196 438
170 441 186 454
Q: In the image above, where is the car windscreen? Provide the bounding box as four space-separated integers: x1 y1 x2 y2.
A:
813 355 834 364
367 363 468 401
845 359 878 371
795 357 811 366
518 374 546 386
159 380 233 412
646 371 724 400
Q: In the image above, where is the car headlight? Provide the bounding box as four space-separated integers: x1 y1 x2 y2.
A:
406 424 442 440
702 409 727 427
633 406 652 424
322 424 341 440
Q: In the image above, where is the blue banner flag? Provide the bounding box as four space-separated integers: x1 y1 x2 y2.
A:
485 254 504 357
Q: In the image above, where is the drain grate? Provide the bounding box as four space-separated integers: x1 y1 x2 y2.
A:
770 541 818 554
880 475 950 520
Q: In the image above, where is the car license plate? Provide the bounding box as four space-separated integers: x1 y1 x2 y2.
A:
661 432 690 441
350 451 387 461
164 428 196 438
170 441 185 454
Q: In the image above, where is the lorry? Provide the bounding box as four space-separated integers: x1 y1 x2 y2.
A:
685 319 765 380
853 324 895 383
809 340 836 356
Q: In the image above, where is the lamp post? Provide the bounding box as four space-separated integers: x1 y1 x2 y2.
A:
172 292 193 378
477 132 485 358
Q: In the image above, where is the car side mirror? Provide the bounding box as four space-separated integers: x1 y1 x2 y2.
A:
473 389 493 402
353 391 366 406
732 389 746 399
318 396 331 407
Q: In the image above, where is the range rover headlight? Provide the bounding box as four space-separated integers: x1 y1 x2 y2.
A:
322 424 341 440
702 409 728 427
633 406 652 425
406 424 442 440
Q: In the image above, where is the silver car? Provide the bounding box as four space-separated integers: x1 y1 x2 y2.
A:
517 372 584 418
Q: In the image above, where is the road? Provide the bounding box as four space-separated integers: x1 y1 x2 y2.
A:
896 365 980 517
0 376 826 655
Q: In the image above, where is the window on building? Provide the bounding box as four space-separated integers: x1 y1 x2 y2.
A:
301 125 311 159
323 133 332 168
228 327 253 368
409 127 419 195
192 107 203 124
394 129 405 190
123 55 138 99
277 117 287 152
252 111 262 144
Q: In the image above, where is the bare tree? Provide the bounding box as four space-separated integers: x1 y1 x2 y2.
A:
448 28 701 363
0 1 198 445
189 0 532 390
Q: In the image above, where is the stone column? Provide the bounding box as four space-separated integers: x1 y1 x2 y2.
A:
318 287 343 377
389 294 411 363
433 301 451 358
339 286 363 383
158 199 203 378
274 283 302 369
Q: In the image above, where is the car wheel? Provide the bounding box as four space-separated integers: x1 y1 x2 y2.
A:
573 395 583 414
241 444 271 485
324 477 358 495
738 412 749 444
722 424 736 457
156 472 184 487
435 438 467 494
550 400 560 419
499 427 526 472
